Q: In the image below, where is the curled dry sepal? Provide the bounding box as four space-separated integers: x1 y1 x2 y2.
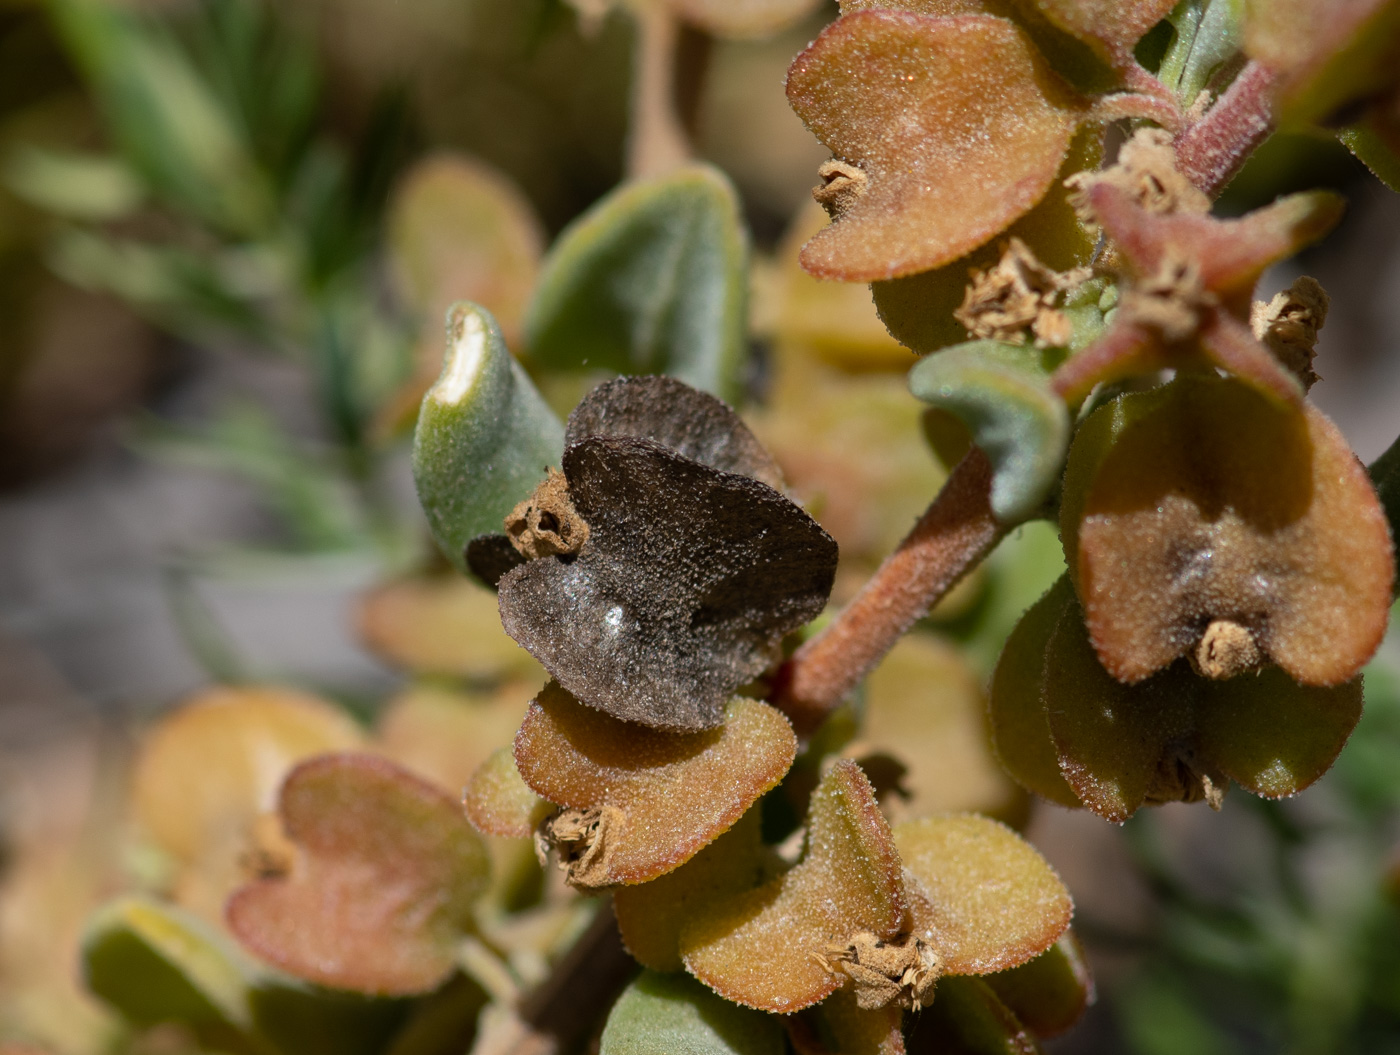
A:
483 375 838 732
992 374 1393 821
226 753 490 996
784 0 1178 285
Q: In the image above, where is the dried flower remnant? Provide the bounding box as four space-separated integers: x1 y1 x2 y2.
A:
226 754 490 995
515 682 796 888
953 238 1088 348
504 467 590 559
1062 374 1393 688
681 761 907 1012
818 931 940 1011
1050 181 1344 407
786 12 1084 281
1251 275 1329 390
498 377 836 731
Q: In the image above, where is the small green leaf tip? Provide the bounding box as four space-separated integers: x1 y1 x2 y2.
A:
599 971 784 1055
1369 432 1400 596
412 301 564 575
522 165 750 403
908 341 1070 524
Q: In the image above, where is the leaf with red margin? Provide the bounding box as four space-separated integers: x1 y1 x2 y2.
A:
787 12 1083 282
1069 374 1392 687
682 760 906 1012
895 815 1071 975
226 754 489 996
514 683 796 886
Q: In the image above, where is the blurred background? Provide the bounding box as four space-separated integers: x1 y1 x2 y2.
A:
3 0 1400 1052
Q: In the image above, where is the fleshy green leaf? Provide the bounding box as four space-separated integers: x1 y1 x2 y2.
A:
983 932 1093 1037
906 975 1042 1054
522 165 749 403
83 896 254 1034
908 341 1069 524
599 971 784 1055
1158 0 1245 106
412 302 565 575
1338 121 1400 192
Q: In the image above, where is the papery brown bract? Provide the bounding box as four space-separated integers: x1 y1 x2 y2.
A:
1065 374 1392 686
515 683 796 886
226 753 489 996
681 760 906 1012
786 11 1083 282
894 815 1071 975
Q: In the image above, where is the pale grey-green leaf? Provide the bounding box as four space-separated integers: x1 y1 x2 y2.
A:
600 971 783 1055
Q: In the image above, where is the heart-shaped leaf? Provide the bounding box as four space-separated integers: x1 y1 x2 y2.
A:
894 815 1072 975
908 341 1069 524
412 302 565 577
523 166 749 403
599 970 785 1055
516 683 796 887
227 753 490 996
786 11 1083 281
682 760 907 1012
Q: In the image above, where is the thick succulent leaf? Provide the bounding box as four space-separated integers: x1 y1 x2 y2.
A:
906 976 1041 1054
1012 0 1176 65
499 437 837 730
872 127 1100 355
523 166 749 402
565 375 784 489
49 0 268 233
247 981 407 1055
801 991 907 1055
1369 431 1400 567
614 809 773 972
83 897 253 1032
853 632 1024 822
1069 374 1393 686
376 682 534 796
1243 0 1400 126
601 971 783 1055
515 684 795 885
895 816 1071 975
1157 0 1245 105
357 575 541 678
1197 669 1363 798
412 304 565 576
1042 606 1197 822
988 577 1082 808
908 341 1069 524
227 754 490 995
682 761 907 1012
1339 119 1400 192
670 0 822 38
133 685 365 918
463 746 548 838
983 931 1093 1038
787 12 1083 282
387 153 543 347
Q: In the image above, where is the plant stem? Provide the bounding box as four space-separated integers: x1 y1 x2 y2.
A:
626 1 691 180
1174 60 1279 196
773 448 1004 735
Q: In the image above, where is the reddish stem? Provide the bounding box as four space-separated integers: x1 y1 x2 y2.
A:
773 449 1004 735
1175 61 1280 197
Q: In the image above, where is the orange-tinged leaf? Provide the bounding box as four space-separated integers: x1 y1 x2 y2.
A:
515 683 796 885
682 760 907 1012
988 578 1082 809
1071 374 1393 686
841 0 1000 13
854 633 1024 822
1196 668 1363 798
983 931 1093 1038
463 746 548 838
613 808 774 972
226 753 489 996
1014 0 1175 65
787 12 1082 281
895 815 1071 975
356 575 541 680
375 681 534 796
